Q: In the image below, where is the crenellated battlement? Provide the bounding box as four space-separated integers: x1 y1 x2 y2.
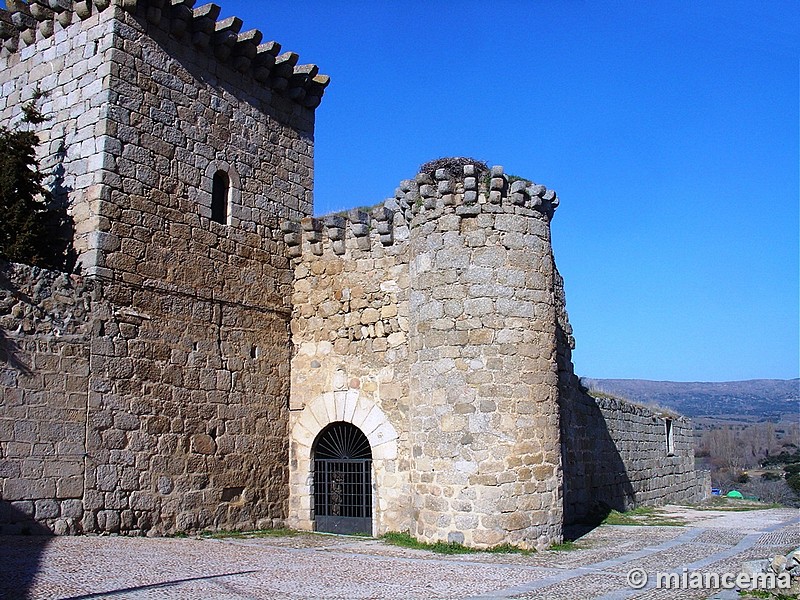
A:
406 163 559 224
280 204 407 260
281 163 559 263
0 0 329 108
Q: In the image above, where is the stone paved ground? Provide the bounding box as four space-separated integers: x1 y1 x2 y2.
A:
0 505 797 600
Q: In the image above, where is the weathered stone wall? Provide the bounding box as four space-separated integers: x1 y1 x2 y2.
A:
560 391 704 522
287 165 565 549
1 0 327 535
407 166 562 550
555 270 707 523
287 210 412 534
0 262 96 534
96 5 317 284
78 4 321 535
82 285 292 534
0 259 296 535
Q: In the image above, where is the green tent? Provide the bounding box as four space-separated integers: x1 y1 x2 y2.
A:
726 490 743 498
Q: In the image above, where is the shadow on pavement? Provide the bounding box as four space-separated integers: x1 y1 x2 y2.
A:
59 571 259 600
0 501 54 600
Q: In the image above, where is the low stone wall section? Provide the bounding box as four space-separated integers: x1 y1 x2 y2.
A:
561 389 706 523
0 261 96 534
555 263 706 523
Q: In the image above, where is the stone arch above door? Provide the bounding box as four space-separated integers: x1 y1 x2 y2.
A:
291 390 398 461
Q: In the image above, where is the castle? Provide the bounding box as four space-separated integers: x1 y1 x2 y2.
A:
0 0 708 549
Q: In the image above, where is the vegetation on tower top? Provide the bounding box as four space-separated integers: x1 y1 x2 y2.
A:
419 157 489 179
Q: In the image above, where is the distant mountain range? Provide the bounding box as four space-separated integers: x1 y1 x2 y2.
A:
580 378 799 424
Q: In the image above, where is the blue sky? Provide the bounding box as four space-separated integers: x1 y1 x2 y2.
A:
218 1 799 382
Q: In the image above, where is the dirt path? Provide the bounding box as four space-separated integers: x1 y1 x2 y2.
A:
0 505 797 600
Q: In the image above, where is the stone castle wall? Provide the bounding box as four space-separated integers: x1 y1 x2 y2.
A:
0 6 119 268
286 208 412 535
79 4 316 534
1 0 707 544
287 165 565 549
0 262 95 534
406 167 562 549
561 391 704 523
1 0 327 535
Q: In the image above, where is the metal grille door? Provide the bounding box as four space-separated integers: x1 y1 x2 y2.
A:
313 422 372 535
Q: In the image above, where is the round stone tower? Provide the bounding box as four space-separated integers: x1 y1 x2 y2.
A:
407 162 563 549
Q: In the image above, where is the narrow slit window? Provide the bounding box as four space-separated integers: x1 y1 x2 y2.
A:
211 170 229 224
665 418 674 456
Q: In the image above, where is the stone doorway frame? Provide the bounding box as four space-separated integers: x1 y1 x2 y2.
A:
288 390 398 535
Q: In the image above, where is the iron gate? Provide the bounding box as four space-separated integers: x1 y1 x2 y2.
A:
313 422 372 535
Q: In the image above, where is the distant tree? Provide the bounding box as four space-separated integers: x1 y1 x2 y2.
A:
787 474 800 496
705 427 747 474
0 88 69 269
783 463 800 477
739 478 799 507
762 451 800 467
700 422 798 481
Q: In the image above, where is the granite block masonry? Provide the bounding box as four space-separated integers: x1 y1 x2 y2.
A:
1 0 324 536
285 162 706 549
0 0 708 547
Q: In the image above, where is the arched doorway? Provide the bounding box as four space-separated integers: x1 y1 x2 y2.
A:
313 422 372 534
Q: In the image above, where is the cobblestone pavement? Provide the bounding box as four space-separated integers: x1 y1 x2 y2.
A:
0 506 797 600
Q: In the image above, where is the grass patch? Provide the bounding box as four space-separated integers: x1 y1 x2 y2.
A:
548 540 580 551
484 543 535 555
199 527 299 539
381 532 534 555
602 507 686 527
382 531 475 554
694 497 783 512
602 506 655 525
739 590 796 600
